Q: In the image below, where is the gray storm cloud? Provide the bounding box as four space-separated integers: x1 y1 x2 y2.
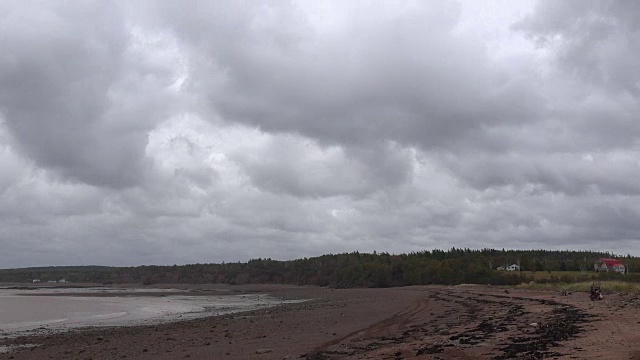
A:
0 0 639 267
0 1 183 188
153 1 538 152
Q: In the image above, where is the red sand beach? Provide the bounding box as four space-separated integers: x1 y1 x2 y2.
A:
1 284 640 359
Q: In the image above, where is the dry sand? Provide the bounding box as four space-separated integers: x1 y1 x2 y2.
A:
1 284 639 359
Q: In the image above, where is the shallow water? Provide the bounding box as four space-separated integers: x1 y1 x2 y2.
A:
0 288 301 337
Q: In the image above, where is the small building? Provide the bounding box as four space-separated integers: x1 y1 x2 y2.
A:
32 279 41 283
506 264 520 271
594 258 625 273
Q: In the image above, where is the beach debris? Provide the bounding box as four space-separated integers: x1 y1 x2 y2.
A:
416 343 445 355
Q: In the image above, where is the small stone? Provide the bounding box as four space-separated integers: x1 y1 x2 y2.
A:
255 349 273 354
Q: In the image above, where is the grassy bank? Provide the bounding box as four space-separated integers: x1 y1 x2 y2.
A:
518 270 587 280
517 280 640 294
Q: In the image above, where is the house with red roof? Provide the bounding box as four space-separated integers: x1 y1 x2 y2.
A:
594 258 626 273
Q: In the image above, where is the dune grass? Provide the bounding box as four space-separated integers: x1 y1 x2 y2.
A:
518 270 587 280
517 280 640 294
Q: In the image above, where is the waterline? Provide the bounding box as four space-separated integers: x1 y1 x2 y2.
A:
0 288 304 337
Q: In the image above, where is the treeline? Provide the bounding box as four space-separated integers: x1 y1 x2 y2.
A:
0 266 113 284
0 249 635 287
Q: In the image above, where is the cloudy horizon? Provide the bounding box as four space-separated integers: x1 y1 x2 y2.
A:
1 0 639 268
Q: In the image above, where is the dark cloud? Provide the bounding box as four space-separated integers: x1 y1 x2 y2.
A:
445 151 640 196
235 138 414 198
0 2 182 188
153 1 540 153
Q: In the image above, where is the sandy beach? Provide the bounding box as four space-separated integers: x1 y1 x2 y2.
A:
1 284 639 359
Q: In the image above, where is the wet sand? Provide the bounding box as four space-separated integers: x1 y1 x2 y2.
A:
1 284 640 359
0 287 297 336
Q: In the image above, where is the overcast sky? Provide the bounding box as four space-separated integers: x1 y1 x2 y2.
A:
1 0 639 268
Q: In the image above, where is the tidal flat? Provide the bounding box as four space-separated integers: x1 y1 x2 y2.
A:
0 286 300 338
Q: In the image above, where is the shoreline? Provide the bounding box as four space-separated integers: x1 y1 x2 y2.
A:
1 284 639 359
0 286 305 339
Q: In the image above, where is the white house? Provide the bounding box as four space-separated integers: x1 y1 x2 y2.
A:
506 264 520 271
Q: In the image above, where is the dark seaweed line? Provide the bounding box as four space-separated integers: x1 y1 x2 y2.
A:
471 292 596 359
416 290 523 356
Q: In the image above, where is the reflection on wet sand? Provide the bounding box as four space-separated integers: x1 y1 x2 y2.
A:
0 287 303 337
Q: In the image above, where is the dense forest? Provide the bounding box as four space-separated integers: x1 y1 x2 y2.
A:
0 249 637 288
